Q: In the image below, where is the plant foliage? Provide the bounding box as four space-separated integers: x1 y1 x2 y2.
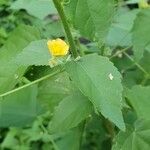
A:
0 0 150 149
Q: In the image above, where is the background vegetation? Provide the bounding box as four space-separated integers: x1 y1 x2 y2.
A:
0 0 150 150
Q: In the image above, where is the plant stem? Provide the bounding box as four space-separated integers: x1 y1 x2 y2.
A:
123 52 150 77
110 46 131 59
40 124 59 150
79 120 87 149
52 0 78 58
0 69 64 98
110 47 150 81
21 77 31 84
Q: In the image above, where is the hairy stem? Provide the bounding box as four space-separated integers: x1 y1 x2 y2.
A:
52 0 78 58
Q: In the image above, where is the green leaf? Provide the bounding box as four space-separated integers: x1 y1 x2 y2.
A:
112 119 150 150
145 44 150 54
0 25 40 94
0 85 39 127
11 0 56 19
38 72 72 112
0 0 9 5
139 51 150 74
83 115 109 150
43 21 64 38
1 129 19 149
49 91 92 133
125 85 150 120
107 8 138 47
126 0 140 4
15 40 51 66
53 127 82 150
65 0 115 43
65 54 125 131
132 9 150 61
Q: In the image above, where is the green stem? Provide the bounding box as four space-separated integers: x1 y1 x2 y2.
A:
52 0 78 58
21 77 31 84
40 124 59 150
0 69 63 98
123 52 150 77
110 46 131 59
79 120 87 149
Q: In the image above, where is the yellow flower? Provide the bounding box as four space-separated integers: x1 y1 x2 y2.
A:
138 0 150 8
47 38 69 56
